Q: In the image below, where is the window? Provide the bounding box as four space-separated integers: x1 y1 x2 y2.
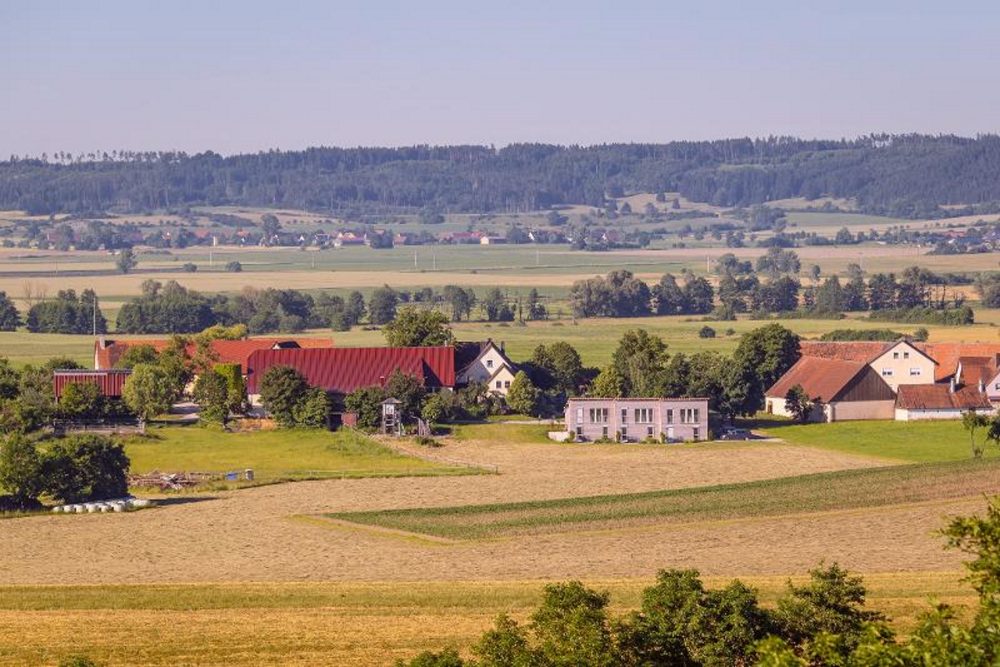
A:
666 409 673 424
909 368 921 376
882 368 893 377
576 407 583 425
575 426 583 437
589 408 609 423
634 408 653 423
621 408 628 423
486 359 494 369
620 427 627 440
647 426 654 437
504 381 510 389
893 352 899 359
679 408 700 424
495 380 503 389
602 426 608 438
903 351 910 359
693 427 700 440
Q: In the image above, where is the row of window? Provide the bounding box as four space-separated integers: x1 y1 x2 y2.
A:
573 425 702 440
580 407 701 424
881 368 922 377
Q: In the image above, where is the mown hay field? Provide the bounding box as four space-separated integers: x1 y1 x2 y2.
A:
327 458 1000 540
0 573 975 667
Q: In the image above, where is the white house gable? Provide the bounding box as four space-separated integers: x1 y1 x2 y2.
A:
867 341 935 392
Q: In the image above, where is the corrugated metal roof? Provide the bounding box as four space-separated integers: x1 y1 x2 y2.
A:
245 346 456 394
53 370 132 398
895 384 992 410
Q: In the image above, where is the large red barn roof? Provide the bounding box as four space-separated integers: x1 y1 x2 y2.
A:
53 370 132 398
95 337 332 371
245 346 456 395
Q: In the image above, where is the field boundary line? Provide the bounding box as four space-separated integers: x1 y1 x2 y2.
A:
290 514 459 546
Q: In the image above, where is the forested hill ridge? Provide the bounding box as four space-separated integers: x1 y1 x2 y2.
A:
4 134 1000 218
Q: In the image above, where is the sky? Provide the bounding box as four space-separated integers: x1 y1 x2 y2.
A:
2 0 999 156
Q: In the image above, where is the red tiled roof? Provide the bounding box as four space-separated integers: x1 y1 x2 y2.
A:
765 356 869 403
95 337 332 371
53 370 132 398
799 341 891 363
921 343 1000 382
956 356 997 386
895 384 992 411
245 347 456 395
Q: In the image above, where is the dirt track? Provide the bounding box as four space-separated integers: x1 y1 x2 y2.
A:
0 439 971 584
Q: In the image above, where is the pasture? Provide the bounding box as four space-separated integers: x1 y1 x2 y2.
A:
124 427 474 485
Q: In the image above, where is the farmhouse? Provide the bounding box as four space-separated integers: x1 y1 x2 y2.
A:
766 339 1000 422
563 397 709 443
454 340 518 396
765 357 896 421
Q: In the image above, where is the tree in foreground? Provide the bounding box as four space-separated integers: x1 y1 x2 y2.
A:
0 436 45 509
400 495 1000 666
122 363 176 422
43 434 130 503
193 369 231 424
383 307 454 347
59 381 104 419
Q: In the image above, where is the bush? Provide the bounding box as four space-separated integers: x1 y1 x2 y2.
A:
182 262 198 272
698 326 716 338
867 306 974 325
293 388 331 428
43 434 130 503
820 328 906 341
414 436 441 448
225 261 242 273
344 385 386 430
259 365 309 427
0 436 45 507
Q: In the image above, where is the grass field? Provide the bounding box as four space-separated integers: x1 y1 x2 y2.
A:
0 573 974 667
326 458 1000 540
123 426 474 484
758 419 999 463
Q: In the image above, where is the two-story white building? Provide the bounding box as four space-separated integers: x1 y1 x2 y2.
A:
455 340 519 396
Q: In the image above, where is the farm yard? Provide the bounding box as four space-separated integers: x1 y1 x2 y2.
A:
1 420 997 665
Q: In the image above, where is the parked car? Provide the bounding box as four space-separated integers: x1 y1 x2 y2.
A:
720 428 752 441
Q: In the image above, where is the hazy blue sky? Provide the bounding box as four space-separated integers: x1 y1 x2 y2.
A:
2 1 998 155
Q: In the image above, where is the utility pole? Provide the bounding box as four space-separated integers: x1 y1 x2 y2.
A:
92 295 97 336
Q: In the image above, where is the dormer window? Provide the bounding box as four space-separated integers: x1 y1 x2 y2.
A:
893 352 899 359
486 359 494 369
903 351 910 359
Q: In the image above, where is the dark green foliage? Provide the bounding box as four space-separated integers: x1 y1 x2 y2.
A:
383 307 454 347
116 280 215 334
122 363 176 422
258 365 309 428
733 323 801 415
115 248 138 274
113 344 159 369
43 434 130 503
481 288 514 322
26 289 107 334
58 381 103 418
58 657 103 667
784 385 815 423
698 326 716 339
193 369 230 424
11 136 1000 217
528 342 587 394
819 328 905 341
369 286 399 325
0 357 20 400
293 388 331 428
384 370 426 420
441 285 476 322
225 261 242 272
0 291 20 330
570 270 652 318
610 329 669 397
0 436 45 507
395 648 464 667
345 385 387 430
867 306 974 325
505 371 538 416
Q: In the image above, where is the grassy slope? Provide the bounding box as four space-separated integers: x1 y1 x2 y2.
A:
328 458 1000 540
0 574 974 666
760 420 998 463
124 427 471 482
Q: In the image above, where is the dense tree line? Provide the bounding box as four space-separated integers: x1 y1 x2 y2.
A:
26 289 107 334
5 135 1000 217
569 270 714 318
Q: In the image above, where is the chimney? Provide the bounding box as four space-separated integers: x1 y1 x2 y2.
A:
949 377 956 394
